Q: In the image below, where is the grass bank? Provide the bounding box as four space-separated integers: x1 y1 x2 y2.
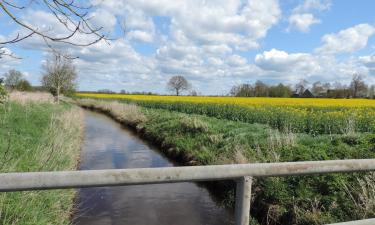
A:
0 92 84 225
76 98 375 225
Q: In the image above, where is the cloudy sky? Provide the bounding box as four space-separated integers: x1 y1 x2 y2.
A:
1 0 375 95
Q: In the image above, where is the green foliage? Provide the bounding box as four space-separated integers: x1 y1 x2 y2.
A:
0 85 7 103
4 69 23 89
0 102 80 225
15 79 33 91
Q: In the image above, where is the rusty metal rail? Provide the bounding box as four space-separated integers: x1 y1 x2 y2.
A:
1 159 375 224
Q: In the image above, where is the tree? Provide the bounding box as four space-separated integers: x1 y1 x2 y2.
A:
167 75 190 96
42 52 77 103
254 80 269 97
295 79 309 95
16 79 32 91
0 78 7 103
311 81 324 95
4 69 23 89
269 83 292 97
350 73 367 98
368 85 375 99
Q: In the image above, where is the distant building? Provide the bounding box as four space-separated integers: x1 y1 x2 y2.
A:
292 89 315 98
301 89 314 98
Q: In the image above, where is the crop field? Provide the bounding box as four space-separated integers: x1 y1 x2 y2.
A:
76 93 375 134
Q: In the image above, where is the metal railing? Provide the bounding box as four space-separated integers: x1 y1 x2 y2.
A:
1 159 375 225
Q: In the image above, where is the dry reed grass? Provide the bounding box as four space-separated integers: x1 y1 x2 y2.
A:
77 98 147 126
9 91 54 104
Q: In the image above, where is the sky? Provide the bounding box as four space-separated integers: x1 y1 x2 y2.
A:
1 0 375 95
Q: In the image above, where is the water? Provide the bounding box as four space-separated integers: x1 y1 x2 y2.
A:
74 111 234 225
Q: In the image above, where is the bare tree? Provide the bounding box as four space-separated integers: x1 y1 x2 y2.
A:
42 52 77 103
350 73 368 98
4 69 23 89
295 79 309 95
368 85 375 99
167 75 190 96
0 0 110 58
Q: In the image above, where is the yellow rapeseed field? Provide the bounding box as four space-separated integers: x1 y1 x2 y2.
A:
76 93 375 108
76 93 375 134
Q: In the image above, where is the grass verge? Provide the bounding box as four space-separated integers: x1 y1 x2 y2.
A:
76 98 375 225
0 95 83 225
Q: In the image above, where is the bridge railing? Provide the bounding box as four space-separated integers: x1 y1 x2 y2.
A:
1 159 375 225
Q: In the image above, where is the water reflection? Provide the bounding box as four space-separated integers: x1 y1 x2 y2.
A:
74 111 234 225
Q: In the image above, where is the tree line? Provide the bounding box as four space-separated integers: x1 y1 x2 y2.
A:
1 52 77 104
230 74 375 99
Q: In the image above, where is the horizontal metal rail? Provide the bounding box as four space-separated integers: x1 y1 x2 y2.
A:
1 159 375 192
1 158 375 225
327 218 375 225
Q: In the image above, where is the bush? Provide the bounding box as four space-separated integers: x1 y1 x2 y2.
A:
15 79 33 91
0 85 8 103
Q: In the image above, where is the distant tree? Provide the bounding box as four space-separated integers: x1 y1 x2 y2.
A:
350 73 367 98
4 69 23 89
97 89 114 94
312 81 324 95
254 80 269 97
167 75 190 96
16 79 33 91
295 79 309 95
368 85 375 99
189 90 198 96
42 53 77 103
269 83 292 97
230 84 254 97
120 89 127 94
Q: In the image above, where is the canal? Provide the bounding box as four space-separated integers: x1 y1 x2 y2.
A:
73 110 234 225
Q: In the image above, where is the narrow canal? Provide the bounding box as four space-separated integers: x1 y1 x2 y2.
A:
73 111 234 225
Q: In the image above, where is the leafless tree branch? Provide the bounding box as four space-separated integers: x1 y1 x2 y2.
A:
0 0 111 58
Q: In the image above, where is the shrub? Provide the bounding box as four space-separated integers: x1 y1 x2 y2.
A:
0 85 8 103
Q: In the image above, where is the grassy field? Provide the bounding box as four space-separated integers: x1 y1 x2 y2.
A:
76 98 375 225
76 93 375 135
0 93 83 225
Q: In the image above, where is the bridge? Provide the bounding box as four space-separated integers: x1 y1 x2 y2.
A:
1 159 375 225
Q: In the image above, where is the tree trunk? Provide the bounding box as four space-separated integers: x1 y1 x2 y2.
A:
176 89 179 96
56 85 60 104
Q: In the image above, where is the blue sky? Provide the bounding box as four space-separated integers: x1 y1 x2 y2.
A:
1 0 375 95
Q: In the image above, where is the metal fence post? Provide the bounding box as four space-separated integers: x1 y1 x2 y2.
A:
235 176 253 225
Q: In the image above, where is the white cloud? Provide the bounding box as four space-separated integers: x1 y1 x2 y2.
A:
359 55 375 75
255 49 319 73
316 23 375 54
0 47 20 73
293 0 331 13
123 0 281 51
127 30 154 43
288 0 330 33
288 13 320 33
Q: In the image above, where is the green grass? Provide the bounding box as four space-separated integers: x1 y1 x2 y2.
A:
77 98 375 225
0 101 83 225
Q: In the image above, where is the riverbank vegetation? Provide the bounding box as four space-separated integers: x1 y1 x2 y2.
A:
0 92 83 225
76 98 375 225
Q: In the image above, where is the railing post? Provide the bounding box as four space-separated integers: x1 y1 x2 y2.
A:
235 176 253 225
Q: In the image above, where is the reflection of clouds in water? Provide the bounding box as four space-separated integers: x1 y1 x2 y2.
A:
75 111 234 225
